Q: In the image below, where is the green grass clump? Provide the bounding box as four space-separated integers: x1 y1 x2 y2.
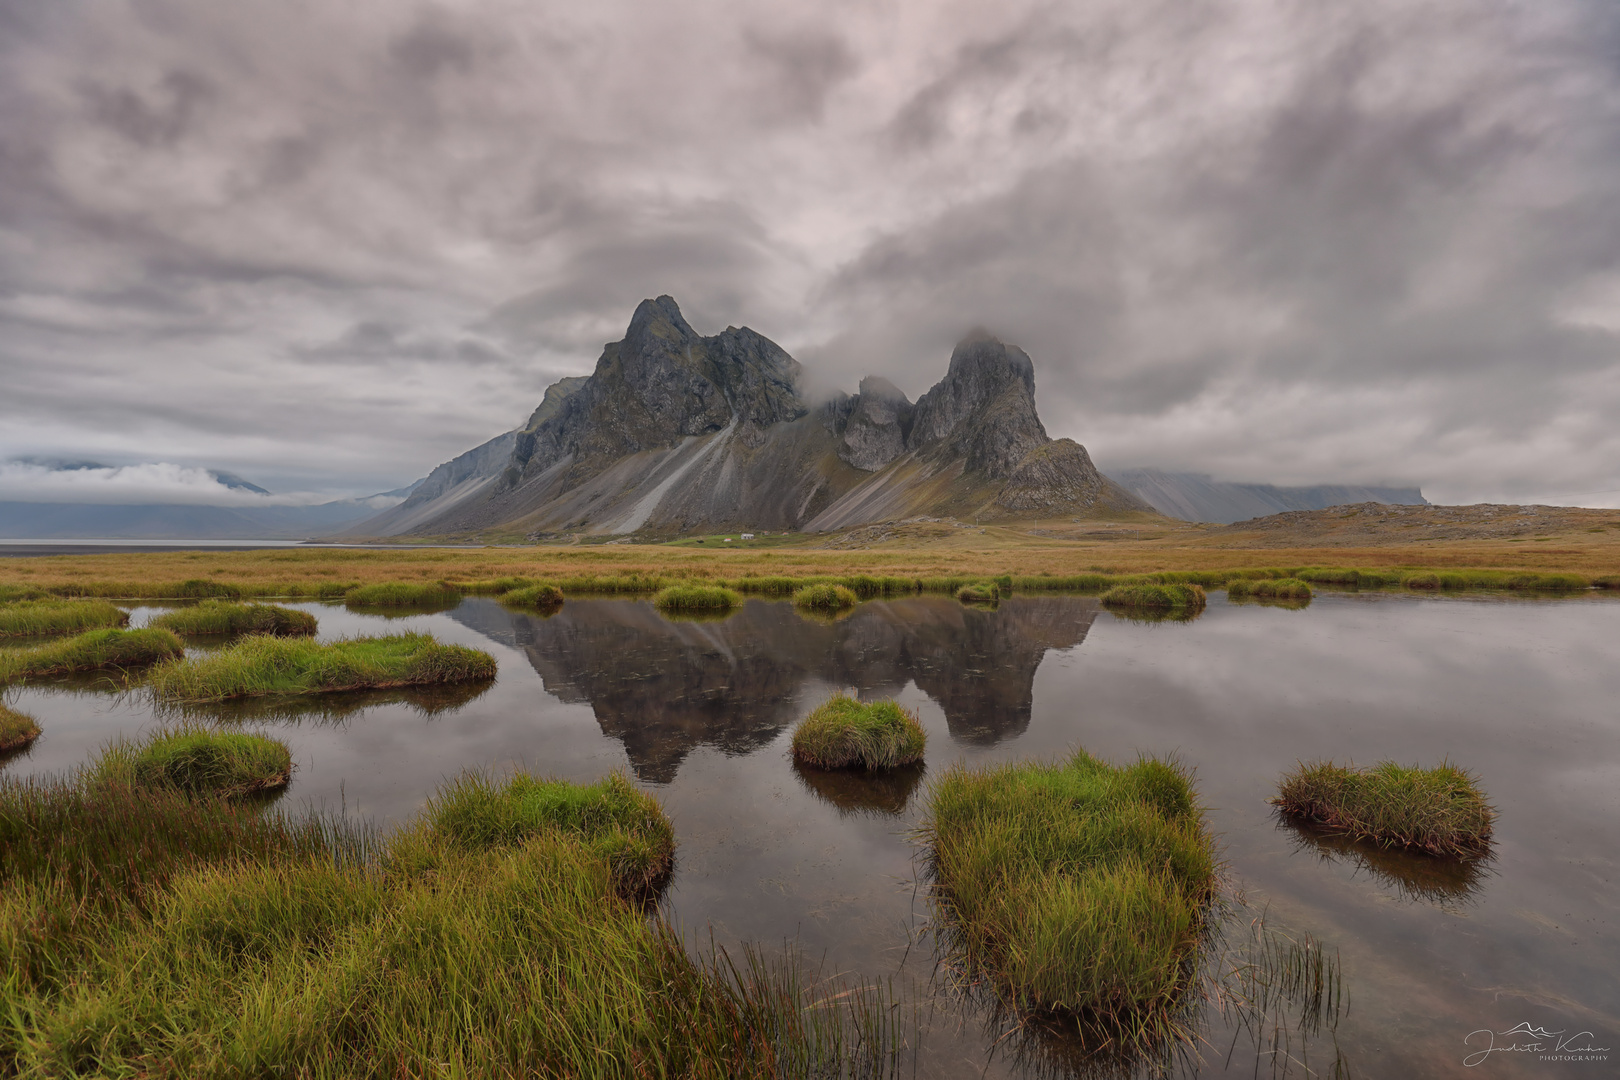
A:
555 572 671 594
0 586 52 603
147 633 497 704
955 581 1000 604
792 583 858 611
407 771 675 901
651 584 741 613
0 600 128 638
148 600 318 638
791 696 926 771
1271 760 1494 857
344 581 461 607
1595 574 1620 589
501 582 564 608
0 769 897 1077
1099 583 1208 612
96 728 293 799
453 576 538 595
1 703 41 753
923 749 1216 1042
0 628 184 683
1226 578 1313 600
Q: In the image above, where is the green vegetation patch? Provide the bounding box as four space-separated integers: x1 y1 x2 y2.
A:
148 600 318 638
1271 760 1494 857
0 599 128 639
0 769 895 1076
792 583 858 611
923 749 1216 1040
1402 569 1590 592
1227 578 1313 600
97 729 293 799
791 696 926 771
147 633 497 704
501 582 564 609
410 771 675 901
0 703 41 753
0 628 184 684
955 581 1000 604
1099 582 1208 612
651 584 741 613
344 581 461 607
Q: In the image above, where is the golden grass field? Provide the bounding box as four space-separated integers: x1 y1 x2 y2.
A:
3 504 1619 596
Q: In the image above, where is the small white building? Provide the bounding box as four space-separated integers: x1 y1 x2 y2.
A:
740 533 755 540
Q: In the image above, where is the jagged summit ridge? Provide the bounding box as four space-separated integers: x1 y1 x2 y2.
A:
349 297 1151 538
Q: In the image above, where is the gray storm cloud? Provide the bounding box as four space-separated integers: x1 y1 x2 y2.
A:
1 0 1616 506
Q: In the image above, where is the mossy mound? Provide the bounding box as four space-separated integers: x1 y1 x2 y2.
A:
98 729 293 799
501 583 564 609
955 582 1000 604
148 601 318 638
408 771 675 901
791 584 858 611
1099 583 1207 612
0 702 41 753
1226 578 1313 600
923 749 1216 1045
1271 760 1494 857
0 628 185 683
651 585 741 614
790 695 926 771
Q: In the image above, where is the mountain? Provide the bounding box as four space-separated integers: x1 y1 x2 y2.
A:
0 497 394 540
1112 467 1427 524
350 296 1151 539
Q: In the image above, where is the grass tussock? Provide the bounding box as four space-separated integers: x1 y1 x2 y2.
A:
147 633 497 705
344 581 461 607
791 696 926 771
95 728 293 799
1271 759 1494 857
791 583 858 611
0 702 41 753
1100 583 1208 612
922 749 1216 1046
652 584 741 613
0 767 900 1077
1401 569 1590 592
402 771 674 902
1226 578 1313 600
501 582 564 609
0 628 184 684
955 581 1000 604
147 600 318 638
0 600 128 639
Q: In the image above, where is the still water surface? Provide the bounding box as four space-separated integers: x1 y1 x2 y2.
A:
3 592 1617 1078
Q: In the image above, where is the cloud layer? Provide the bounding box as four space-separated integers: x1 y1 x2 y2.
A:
0 461 397 507
2 0 1617 507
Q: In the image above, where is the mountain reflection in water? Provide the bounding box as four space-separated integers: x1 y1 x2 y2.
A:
485 596 1097 783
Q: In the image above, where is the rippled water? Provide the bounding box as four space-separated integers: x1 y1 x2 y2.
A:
3 592 1617 1078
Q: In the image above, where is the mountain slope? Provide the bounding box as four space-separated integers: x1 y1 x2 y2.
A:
352 296 1152 539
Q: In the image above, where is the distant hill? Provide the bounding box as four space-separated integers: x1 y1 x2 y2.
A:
346 296 1153 539
1111 468 1426 524
0 497 404 540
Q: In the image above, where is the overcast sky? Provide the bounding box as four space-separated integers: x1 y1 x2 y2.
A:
2 0 1618 507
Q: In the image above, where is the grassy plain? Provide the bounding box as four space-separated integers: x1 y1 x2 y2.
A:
4 510 1620 600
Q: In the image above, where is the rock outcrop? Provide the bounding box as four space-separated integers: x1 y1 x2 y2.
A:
350 296 1153 538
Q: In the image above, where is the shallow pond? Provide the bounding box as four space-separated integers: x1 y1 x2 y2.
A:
3 592 1617 1078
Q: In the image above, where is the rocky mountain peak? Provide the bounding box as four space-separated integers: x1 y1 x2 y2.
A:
835 376 915 471
906 333 1047 479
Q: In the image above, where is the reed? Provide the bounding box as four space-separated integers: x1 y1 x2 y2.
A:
343 582 461 607
147 601 318 638
0 703 41 754
651 584 741 613
0 628 184 683
94 728 293 799
146 633 497 704
921 749 1216 1049
1271 760 1494 857
791 696 926 771
1099 583 1208 612
792 583 858 611
1226 578 1313 600
0 600 128 639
